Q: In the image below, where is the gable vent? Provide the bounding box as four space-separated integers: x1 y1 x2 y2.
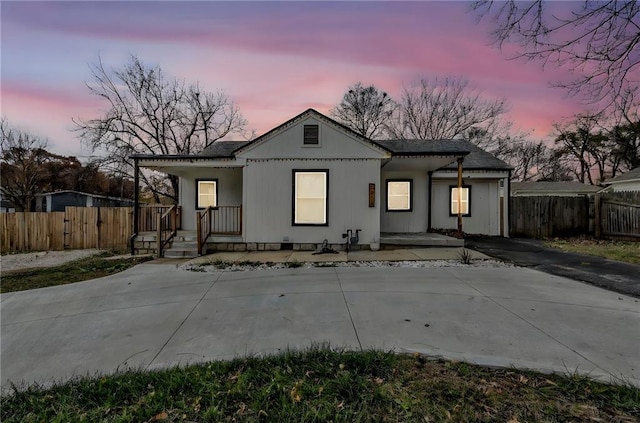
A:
304 125 319 145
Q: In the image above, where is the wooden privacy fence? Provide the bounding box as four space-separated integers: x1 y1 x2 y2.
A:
1 206 134 253
510 191 640 240
596 192 640 240
1 212 65 252
510 196 590 238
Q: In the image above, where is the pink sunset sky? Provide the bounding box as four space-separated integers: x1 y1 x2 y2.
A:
2 1 586 157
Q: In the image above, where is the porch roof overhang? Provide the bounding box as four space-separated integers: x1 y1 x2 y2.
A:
382 153 469 172
131 155 245 177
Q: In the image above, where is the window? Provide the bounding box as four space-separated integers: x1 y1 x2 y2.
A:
293 170 328 225
386 180 412 211
450 185 471 216
196 179 217 209
303 125 319 145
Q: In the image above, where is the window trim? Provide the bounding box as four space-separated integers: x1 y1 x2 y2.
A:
303 124 320 146
449 184 472 217
195 178 218 210
385 179 413 212
291 169 329 226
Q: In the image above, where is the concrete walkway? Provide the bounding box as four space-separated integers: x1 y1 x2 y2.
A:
1 262 639 389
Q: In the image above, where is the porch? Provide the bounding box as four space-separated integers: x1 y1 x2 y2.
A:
133 204 242 257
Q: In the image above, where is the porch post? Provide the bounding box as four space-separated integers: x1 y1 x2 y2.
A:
131 157 140 255
456 157 464 237
427 171 433 232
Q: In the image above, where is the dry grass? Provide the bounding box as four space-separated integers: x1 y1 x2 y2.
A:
2 349 638 422
546 237 640 265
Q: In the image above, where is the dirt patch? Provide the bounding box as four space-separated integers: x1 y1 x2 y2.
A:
0 250 104 273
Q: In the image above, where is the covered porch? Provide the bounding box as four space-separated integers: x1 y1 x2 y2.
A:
131 154 246 257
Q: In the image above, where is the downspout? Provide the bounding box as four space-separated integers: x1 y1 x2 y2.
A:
131 157 140 255
456 157 464 237
427 171 433 232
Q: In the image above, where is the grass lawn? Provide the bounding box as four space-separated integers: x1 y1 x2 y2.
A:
546 237 640 265
0 252 153 293
1 349 638 422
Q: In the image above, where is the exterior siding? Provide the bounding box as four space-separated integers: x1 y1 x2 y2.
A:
380 170 428 233
244 159 381 245
431 179 501 235
238 117 388 160
179 168 243 230
610 180 640 192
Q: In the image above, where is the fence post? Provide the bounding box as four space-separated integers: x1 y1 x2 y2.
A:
594 193 602 239
156 212 162 258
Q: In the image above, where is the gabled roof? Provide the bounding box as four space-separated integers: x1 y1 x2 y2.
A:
233 108 391 156
131 109 510 170
511 181 601 194
374 139 471 156
603 167 640 184
199 141 250 158
426 141 512 170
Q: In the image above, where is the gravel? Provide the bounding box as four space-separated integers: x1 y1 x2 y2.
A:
0 249 104 273
180 259 514 273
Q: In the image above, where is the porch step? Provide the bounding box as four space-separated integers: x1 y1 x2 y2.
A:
164 248 199 259
164 235 198 258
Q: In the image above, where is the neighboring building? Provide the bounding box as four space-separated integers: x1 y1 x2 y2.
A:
133 109 512 251
602 167 640 192
34 190 134 212
511 181 601 197
0 192 15 213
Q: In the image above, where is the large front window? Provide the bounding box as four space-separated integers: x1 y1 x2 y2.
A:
293 170 328 225
197 179 217 209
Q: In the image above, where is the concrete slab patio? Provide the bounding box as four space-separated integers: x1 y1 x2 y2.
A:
1 262 638 389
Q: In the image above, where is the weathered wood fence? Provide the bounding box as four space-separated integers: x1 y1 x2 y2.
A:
510 196 590 238
1 206 133 253
595 192 640 240
510 192 640 240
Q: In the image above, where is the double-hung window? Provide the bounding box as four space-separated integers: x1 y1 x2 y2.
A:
293 170 328 225
386 180 412 211
196 179 217 209
450 185 471 216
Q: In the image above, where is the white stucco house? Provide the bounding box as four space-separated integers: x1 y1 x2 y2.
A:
602 167 640 192
132 109 512 256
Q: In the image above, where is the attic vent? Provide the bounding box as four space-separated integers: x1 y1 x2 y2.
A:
304 125 319 145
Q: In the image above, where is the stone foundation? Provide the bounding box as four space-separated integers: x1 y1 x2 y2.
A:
202 242 370 253
134 240 157 255
135 238 372 255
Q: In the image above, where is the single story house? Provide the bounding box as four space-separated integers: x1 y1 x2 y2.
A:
34 190 135 212
511 181 601 197
132 109 511 255
601 167 640 192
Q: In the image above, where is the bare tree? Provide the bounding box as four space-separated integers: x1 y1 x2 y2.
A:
505 140 572 182
0 118 51 211
74 55 248 203
392 76 508 140
554 114 613 184
330 82 396 139
472 1 640 110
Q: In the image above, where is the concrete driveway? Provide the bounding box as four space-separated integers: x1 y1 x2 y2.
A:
1 262 639 389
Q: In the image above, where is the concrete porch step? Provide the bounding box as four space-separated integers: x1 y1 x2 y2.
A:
164 248 199 259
